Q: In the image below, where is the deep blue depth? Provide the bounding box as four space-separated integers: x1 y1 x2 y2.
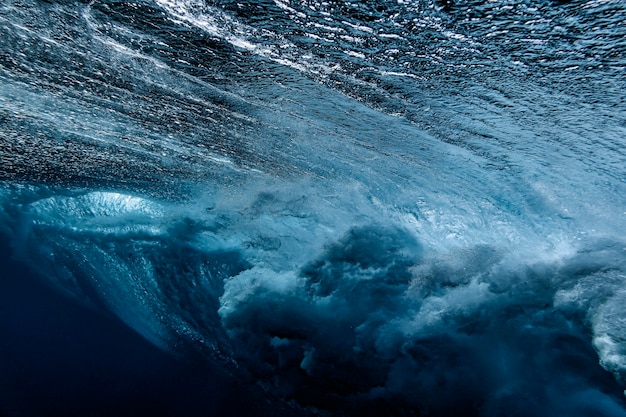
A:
0 236 293 417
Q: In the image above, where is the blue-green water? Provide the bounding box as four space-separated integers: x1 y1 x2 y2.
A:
1 0 625 415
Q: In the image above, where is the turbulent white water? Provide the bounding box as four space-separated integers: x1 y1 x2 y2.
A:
1 0 625 415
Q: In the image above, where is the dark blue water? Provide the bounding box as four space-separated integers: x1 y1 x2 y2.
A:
1 0 625 415
0 236 303 417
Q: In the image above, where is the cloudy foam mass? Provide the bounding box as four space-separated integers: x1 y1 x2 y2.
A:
1 183 624 416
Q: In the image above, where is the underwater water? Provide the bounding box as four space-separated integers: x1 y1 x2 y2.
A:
1 0 625 415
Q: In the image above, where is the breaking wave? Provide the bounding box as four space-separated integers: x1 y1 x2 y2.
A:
1 0 625 415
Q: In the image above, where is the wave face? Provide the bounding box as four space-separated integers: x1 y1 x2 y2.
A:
1 0 626 415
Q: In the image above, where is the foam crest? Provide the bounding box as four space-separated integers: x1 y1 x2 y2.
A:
218 220 626 414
